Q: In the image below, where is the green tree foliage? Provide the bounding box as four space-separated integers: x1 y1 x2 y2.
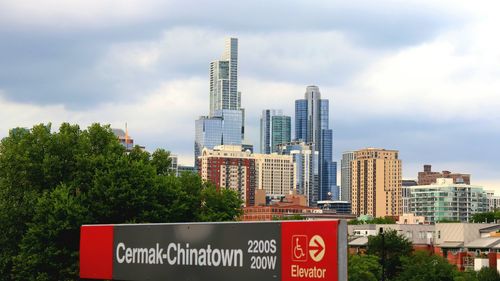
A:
198 185 244 222
151 148 173 175
12 184 89 281
453 270 480 281
367 229 412 280
436 219 461 223
0 123 243 280
396 251 457 281
471 211 500 223
476 267 500 281
272 214 305 220
348 216 396 225
348 254 382 281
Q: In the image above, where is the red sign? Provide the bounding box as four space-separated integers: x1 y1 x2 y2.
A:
79 220 346 280
80 225 114 279
281 221 339 281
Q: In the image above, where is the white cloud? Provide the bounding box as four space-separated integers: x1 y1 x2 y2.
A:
0 0 170 29
334 16 500 123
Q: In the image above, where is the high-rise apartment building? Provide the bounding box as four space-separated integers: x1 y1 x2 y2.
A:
402 180 417 214
341 151 355 202
351 148 402 217
485 191 500 212
260 109 291 154
277 141 319 206
199 145 255 207
410 178 488 222
418 165 470 185
295 86 337 201
254 153 294 197
195 38 245 166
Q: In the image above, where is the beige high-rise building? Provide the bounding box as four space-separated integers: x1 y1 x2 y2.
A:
351 148 402 217
254 153 295 197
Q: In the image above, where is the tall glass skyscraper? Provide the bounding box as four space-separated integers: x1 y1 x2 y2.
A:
260 109 291 154
295 86 338 203
210 38 240 116
195 38 244 167
194 110 243 168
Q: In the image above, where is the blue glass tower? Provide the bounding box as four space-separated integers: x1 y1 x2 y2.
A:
260 109 291 154
295 86 338 203
194 109 242 168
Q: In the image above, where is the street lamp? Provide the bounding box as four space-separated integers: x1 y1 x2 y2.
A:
379 227 385 281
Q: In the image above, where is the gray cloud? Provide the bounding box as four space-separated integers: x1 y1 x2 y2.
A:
0 0 462 109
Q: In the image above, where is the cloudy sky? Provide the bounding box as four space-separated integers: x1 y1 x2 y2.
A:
1 0 499 193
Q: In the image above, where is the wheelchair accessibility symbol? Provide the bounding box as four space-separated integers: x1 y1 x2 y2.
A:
292 234 325 262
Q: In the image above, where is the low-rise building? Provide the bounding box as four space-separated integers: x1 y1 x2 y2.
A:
434 223 499 272
348 224 435 254
348 222 500 272
398 213 426 225
317 200 352 214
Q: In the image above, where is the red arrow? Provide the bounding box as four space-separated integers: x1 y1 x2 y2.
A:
309 238 324 258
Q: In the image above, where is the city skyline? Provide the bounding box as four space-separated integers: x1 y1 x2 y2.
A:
0 1 499 193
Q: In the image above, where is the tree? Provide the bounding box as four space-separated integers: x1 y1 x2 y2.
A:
471 211 500 223
348 216 396 225
348 254 382 281
0 123 243 280
11 184 89 280
396 251 457 281
367 229 413 280
273 214 305 220
151 148 173 175
476 267 500 281
453 270 479 281
198 184 243 222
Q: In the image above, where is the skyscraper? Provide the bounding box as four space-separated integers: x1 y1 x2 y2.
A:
295 86 337 202
340 151 355 202
209 38 240 116
195 38 244 166
277 141 319 206
194 109 243 167
260 109 291 154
